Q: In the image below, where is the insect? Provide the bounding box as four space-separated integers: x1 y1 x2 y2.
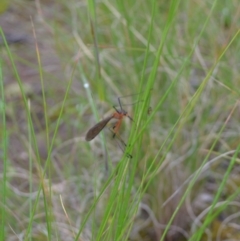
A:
85 97 133 142
147 106 152 115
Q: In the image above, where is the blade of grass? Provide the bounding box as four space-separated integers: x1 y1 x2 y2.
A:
191 187 240 240
74 163 122 240
92 1 182 240
189 107 240 240
27 100 33 241
78 63 110 172
87 0 105 99
30 17 54 240
136 0 181 124
126 0 181 160
73 30 110 172
30 17 49 149
159 27 240 241
0 52 8 241
27 63 76 239
0 28 47 240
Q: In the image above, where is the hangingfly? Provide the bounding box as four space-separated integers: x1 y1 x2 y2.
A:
85 95 134 142
85 106 132 142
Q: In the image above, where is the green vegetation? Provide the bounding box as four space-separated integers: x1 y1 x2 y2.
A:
1 0 240 240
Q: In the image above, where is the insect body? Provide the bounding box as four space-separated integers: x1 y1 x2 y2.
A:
85 106 132 141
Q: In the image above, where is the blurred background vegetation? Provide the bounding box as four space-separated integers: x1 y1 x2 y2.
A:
1 0 240 241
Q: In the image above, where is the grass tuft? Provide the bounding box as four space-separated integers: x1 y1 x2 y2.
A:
1 0 240 240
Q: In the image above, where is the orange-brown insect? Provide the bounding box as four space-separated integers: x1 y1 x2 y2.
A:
85 98 133 142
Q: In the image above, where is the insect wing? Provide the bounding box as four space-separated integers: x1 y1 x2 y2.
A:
85 115 113 141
